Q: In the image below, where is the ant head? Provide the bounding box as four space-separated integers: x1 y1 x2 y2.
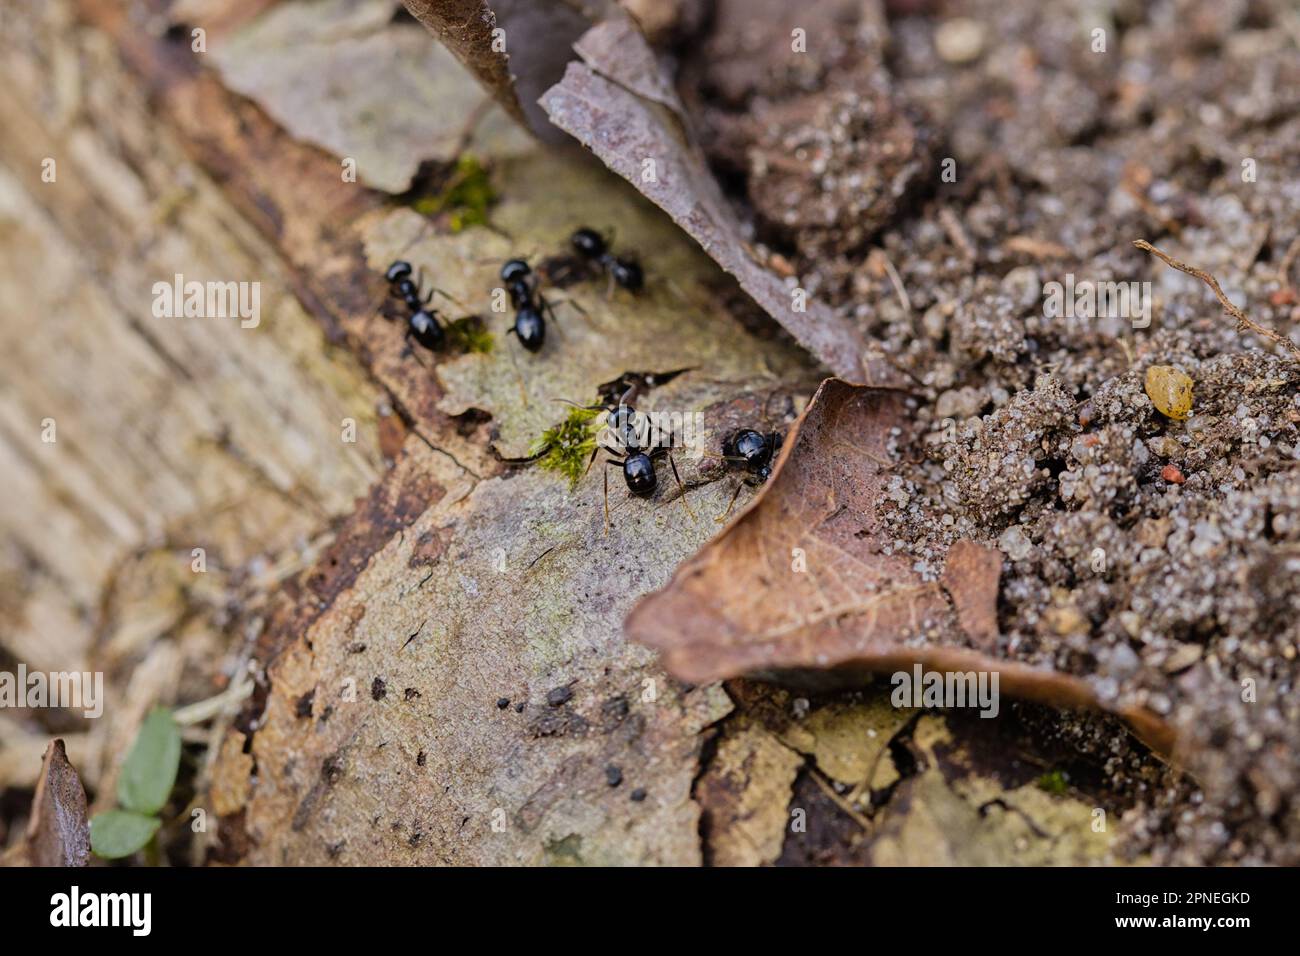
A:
386 260 413 284
500 258 531 284
606 403 638 429
604 404 643 450
571 227 607 259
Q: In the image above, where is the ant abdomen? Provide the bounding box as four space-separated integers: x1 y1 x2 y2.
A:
409 310 445 351
513 305 545 351
622 452 656 495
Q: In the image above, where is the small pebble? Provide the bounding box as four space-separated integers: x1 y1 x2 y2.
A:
605 765 623 787
997 525 1034 561
546 685 573 707
1164 644 1203 673
630 787 647 802
1161 464 1186 484
496 697 510 710
1144 365 1194 420
935 17 985 64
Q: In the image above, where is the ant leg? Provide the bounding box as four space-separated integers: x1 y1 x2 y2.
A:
431 286 471 311
538 292 564 338
401 330 432 370
600 455 631 536
715 479 744 524
659 275 689 307
667 451 696 521
602 462 611 537
551 292 592 327
504 332 529 407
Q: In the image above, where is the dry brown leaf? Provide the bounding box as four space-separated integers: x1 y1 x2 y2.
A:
10 740 90 867
403 0 528 129
941 538 1001 650
868 715 1120 866
695 717 803 866
540 27 870 381
571 14 684 114
404 0 610 141
626 378 1176 755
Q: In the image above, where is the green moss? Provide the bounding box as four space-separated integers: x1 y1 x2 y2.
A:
531 406 599 488
445 316 494 354
1036 770 1069 795
411 155 495 232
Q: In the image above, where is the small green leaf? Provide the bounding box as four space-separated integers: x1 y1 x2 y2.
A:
90 810 161 859
117 707 181 815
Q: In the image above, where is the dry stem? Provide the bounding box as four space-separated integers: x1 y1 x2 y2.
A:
1134 239 1300 361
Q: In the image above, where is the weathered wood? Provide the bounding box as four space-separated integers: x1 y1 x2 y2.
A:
0 0 388 797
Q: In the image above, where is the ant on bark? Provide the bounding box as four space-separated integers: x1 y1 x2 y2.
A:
556 389 694 535
570 228 644 295
385 260 446 351
499 257 564 352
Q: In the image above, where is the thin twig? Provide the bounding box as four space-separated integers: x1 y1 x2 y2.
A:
1133 239 1300 361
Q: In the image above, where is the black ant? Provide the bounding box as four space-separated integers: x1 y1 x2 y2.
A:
556 394 694 534
385 260 445 351
499 258 559 352
726 429 781 483
570 228 644 294
711 428 783 523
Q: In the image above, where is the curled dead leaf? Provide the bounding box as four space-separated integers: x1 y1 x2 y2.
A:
540 26 870 381
5 740 90 867
403 0 527 128
625 379 1176 755
404 0 610 141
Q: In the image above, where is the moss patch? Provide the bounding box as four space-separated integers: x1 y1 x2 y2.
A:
411 155 495 232
531 406 599 487
445 316 494 354
1036 769 1069 795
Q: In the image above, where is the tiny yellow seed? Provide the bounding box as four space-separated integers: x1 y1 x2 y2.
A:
1144 365 1193 420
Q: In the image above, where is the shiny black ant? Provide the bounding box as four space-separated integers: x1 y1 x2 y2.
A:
712 428 783 523
570 228 644 294
499 258 560 352
726 429 781 482
556 393 694 534
385 260 445 351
